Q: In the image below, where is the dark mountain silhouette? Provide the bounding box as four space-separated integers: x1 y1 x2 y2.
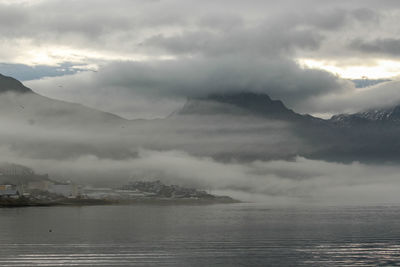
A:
0 74 126 128
178 91 400 163
179 92 299 119
0 74 33 94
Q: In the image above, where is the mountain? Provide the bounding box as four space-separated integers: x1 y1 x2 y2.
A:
331 105 400 126
0 74 32 93
179 92 298 118
0 74 126 129
178 92 325 124
0 73 132 160
327 104 400 162
173 91 347 162
181 92 400 163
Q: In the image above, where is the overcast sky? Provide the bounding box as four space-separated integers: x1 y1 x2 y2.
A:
2 0 400 118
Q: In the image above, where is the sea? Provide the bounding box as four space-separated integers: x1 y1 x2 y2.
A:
1 203 400 266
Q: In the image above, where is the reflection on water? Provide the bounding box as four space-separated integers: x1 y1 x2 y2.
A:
1 204 400 266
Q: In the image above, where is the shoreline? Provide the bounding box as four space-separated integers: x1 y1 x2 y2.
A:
0 196 239 208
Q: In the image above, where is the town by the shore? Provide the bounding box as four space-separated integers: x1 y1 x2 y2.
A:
0 163 237 208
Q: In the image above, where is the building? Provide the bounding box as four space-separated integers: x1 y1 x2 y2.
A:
27 180 53 191
48 183 81 198
0 185 19 198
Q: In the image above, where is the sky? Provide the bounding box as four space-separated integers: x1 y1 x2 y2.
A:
1 0 400 118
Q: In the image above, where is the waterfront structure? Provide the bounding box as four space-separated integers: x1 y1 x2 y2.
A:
0 185 19 198
27 180 53 191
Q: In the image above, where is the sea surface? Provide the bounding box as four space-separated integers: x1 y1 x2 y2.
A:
1 203 400 266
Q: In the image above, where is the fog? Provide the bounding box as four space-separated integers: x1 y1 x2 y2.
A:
1 91 400 204
2 142 400 205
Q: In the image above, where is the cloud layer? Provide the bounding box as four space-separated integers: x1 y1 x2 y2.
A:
0 0 398 118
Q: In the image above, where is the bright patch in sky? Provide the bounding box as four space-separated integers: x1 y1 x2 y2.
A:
10 45 176 68
299 58 400 79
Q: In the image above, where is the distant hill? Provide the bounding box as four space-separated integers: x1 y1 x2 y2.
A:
0 74 32 93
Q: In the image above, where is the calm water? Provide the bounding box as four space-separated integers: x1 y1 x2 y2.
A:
1 203 400 266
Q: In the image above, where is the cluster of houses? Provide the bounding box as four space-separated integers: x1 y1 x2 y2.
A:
0 180 81 199
0 163 81 200
0 163 227 203
0 163 144 201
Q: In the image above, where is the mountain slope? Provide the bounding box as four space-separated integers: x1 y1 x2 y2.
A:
0 73 134 160
0 74 126 129
0 74 32 94
331 105 400 126
178 92 324 123
177 91 400 162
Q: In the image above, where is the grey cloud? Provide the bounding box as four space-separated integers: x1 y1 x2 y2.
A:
298 80 400 115
27 58 349 119
350 38 400 56
0 0 389 63
97 59 348 106
144 23 323 57
351 8 379 22
0 4 27 27
197 13 244 31
140 6 382 59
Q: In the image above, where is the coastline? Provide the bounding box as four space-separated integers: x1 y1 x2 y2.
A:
0 196 239 208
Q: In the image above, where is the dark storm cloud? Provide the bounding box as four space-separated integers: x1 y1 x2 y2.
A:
98 58 348 104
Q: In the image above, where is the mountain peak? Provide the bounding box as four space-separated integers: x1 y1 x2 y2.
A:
178 91 301 120
0 73 33 94
330 104 400 126
204 92 291 115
